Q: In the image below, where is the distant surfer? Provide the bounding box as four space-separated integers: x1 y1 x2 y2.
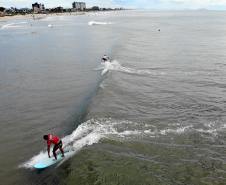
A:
101 55 110 63
43 134 64 160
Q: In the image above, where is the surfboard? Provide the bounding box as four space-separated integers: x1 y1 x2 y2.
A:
34 151 74 169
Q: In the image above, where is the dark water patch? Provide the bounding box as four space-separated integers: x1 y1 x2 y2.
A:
57 140 226 185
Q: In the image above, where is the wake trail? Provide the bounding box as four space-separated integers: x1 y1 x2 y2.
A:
88 21 112 26
1 22 28 29
19 118 226 169
94 60 166 76
19 119 115 169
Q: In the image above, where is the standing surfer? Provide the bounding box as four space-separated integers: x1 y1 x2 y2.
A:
43 134 64 160
101 55 110 62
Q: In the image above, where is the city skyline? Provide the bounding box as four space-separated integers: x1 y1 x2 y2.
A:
1 0 226 10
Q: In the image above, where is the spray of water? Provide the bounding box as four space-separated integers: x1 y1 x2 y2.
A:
94 60 166 76
19 117 224 169
1 22 28 29
88 21 112 26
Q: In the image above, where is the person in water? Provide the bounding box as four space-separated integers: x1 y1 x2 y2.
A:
43 134 64 160
102 55 110 62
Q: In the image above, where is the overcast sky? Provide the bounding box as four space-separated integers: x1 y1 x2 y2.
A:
1 0 226 10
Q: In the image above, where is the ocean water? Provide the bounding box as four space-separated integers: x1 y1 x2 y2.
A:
0 10 226 185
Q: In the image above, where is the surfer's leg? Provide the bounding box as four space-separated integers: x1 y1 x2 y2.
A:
60 147 64 157
59 141 64 157
53 144 59 160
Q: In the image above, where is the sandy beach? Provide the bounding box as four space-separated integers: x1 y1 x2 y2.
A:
0 12 86 21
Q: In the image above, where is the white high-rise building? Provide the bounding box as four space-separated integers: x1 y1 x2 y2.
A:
32 2 45 13
72 2 86 11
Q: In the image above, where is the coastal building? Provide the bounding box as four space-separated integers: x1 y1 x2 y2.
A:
32 2 45 13
0 7 5 16
72 2 86 11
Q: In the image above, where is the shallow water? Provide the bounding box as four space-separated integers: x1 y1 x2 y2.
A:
0 10 226 185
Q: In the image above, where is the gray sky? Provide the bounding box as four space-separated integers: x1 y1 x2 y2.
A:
1 0 226 10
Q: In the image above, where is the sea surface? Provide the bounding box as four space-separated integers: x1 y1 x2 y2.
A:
0 10 226 185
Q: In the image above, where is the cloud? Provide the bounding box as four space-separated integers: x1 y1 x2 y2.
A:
163 0 226 5
111 0 226 9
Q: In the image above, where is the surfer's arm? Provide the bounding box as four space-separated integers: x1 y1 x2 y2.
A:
47 145 50 158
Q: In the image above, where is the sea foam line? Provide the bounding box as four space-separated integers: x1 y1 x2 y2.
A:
95 60 166 76
19 118 225 168
1 22 28 29
19 119 116 169
88 21 112 26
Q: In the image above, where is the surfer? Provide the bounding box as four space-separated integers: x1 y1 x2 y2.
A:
43 134 64 160
101 55 110 63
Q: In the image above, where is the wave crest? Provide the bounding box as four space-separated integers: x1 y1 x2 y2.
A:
20 118 225 168
88 21 112 26
95 60 166 76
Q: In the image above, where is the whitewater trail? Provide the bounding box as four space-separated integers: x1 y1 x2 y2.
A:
20 118 117 169
88 21 112 26
95 60 219 78
20 118 146 169
95 60 166 76
1 22 28 29
19 117 225 169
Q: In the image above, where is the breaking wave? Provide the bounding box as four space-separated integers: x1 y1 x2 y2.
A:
1 22 28 29
95 60 166 76
20 117 225 169
20 118 116 169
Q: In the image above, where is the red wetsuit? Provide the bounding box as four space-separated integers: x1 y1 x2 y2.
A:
47 134 60 146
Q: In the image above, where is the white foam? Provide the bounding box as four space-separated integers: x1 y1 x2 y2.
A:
20 119 117 169
196 128 217 134
21 118 224 169
99 82 105 89
195 121 226 136
94 61 112 76
1 22 28 29
160 125 192 135
97 60 166 76
19 151 46 169
144 129 156 137
101 61 113 75
88 21 112 26
119 130 141 137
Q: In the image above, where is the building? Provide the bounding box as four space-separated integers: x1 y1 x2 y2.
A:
72 2 86 11
0 7 5 16
32 2 45 13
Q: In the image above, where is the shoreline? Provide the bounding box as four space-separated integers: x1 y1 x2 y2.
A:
0 12 86 21
0 10 127 21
